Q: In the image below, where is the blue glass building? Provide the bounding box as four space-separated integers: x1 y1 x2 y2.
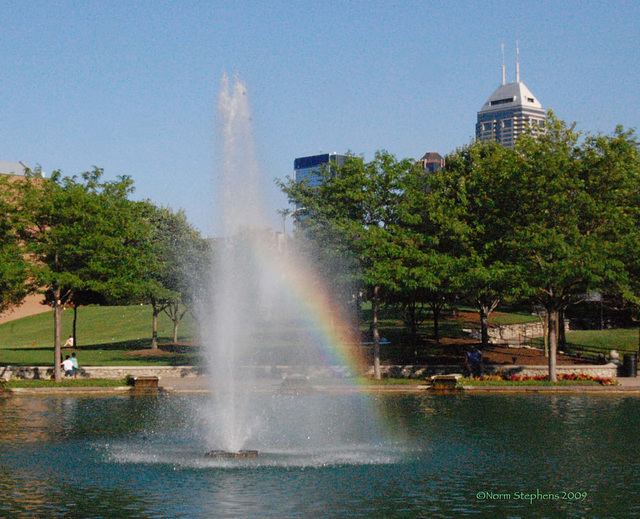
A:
293 153 348 187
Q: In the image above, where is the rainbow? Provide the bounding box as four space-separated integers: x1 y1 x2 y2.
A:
255 242 404 442
252 237 370 380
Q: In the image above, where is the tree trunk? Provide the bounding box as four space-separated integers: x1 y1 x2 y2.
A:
411 303 418 361
404 301 419 359
408 302 418 340
151 304 159 350
72 304 78 348
53 290 62 382
431 302 441 344
548 306 559 382
372 285 381 380
354 291 362 333
172 301 180 343
478 299 499 349
543 312 549 357
479 305 489 348
558 308 566 350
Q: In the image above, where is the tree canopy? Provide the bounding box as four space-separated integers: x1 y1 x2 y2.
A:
279 114 640 380
9 168 157 379
281 151 435 378
0 176 30 313
141 204 211 347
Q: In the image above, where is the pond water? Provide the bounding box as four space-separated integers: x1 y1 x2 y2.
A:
1 392 639 518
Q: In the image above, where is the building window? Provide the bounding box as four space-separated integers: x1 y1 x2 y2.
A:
490 97 515 106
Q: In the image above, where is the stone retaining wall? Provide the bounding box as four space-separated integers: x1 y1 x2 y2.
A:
487 321 570 343
0 363 619 381
0 365 204 381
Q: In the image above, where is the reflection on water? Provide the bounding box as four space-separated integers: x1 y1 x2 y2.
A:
1 393 640 517
0 470 164 518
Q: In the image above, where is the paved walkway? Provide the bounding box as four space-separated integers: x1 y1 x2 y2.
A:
159 376 212 392
615 376 640 388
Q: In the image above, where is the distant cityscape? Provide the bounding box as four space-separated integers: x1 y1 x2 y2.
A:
2 47 547 192
294 44 546 184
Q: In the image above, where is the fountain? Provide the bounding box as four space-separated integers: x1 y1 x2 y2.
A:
204 449 259 459
199 74 376 460
0 75 636 519
1 75 635 517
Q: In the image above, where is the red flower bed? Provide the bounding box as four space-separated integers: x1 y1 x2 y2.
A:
495 373 616 385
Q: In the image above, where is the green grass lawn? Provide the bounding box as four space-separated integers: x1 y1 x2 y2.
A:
4 302 638 369
488 311 540 325
0 305 200 366
530 328 640 358
565 328 639 353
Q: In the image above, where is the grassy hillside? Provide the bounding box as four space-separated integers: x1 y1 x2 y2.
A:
529 328 640 359
3 303 637 368
563 328 640 358
0 305 199 366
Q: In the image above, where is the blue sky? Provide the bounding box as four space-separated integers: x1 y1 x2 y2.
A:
1 0 638 235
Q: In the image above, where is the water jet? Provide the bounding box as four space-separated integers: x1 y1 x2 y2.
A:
200 74 376 457
278 374 313 395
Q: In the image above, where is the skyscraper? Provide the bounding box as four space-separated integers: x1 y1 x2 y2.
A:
476 44 546 148
293 153 348 187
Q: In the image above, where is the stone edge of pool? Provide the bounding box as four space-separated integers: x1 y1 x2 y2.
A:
4 383 640 395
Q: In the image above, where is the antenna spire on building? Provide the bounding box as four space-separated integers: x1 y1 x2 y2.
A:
501 43 506 85
516 41 520 82
476 42 546 148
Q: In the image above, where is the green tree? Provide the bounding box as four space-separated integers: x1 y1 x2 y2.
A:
431 141 524 348
0 176 30 313
512 117 640 380
12 168 153 380
427 115 640 380
280 151 430 378
442 115 639 379
143 206 210 347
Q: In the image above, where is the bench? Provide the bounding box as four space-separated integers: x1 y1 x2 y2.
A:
431 374 463 390
132 376 160 390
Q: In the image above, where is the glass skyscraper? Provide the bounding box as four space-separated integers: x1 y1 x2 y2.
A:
293 153 348 187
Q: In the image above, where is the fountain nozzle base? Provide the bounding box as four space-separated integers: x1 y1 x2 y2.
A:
205 450 259 459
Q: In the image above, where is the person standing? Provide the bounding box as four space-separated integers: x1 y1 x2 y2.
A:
465 346 484 378
71 353 79 378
